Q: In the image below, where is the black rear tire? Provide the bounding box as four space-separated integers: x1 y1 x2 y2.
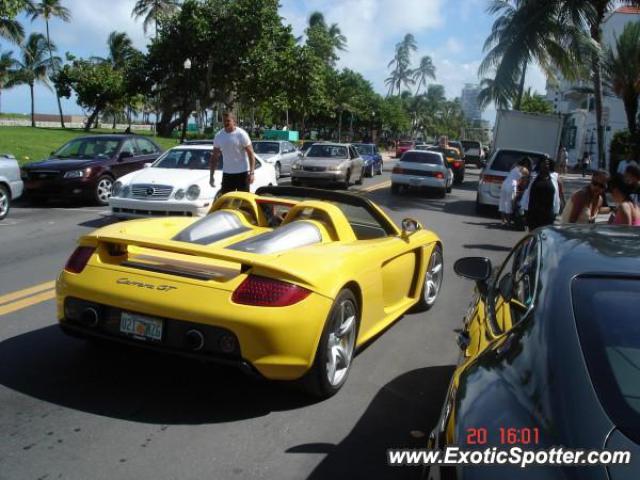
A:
0 184 10 220
301 289 359 398
391 183 401 195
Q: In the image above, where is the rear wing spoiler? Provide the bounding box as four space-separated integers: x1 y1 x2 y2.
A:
89 232 315 287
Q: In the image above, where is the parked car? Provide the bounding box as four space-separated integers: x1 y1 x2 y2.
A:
395 140 415 158
252 140 299 180
0 153 23 221
428 226 640 480
21 135 163 206
291 143 364 189
352 143 383 177
461 140 485 167
391 150 453 198
476 148 547 213
58 186 443 397
109 144 277 218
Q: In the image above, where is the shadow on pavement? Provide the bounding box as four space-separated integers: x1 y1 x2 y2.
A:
287 365 455 480
0 325 318 424
77 216 120 229
463 243 513 252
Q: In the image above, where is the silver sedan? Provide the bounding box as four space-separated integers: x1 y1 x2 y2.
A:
291 143 364 189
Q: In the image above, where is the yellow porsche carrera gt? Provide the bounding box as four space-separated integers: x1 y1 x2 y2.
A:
56 186 443 397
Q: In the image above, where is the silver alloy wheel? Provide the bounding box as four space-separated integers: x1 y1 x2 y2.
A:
424 248 443 306
96 177 113 204
325 299 357 387
0 187 8 218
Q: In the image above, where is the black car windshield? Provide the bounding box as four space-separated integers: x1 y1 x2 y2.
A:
253 142 280 154
491 151 546 172
401 152 443 165
53 138 120 159
353 144 374 155
306 145 348 159
572 276 640 443
152 149 215 170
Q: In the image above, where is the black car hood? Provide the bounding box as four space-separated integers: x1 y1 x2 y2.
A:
23 158 100 171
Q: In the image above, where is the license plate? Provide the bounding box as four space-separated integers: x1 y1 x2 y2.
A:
120 312 163 341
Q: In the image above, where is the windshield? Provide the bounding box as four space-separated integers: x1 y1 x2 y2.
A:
490 151 545 172
152 149 214 170
53 138 120 159
401 152 443 165
306 144 348 159
572 277 640 443
253 142 280 154
462 141 480 150
353 144 374 155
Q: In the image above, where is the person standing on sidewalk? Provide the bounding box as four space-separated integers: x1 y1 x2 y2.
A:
521 158 560 231
210 111 256 194
558 146 568 175
581 152 591 177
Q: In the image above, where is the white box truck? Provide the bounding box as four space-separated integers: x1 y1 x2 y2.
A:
492 110 563 159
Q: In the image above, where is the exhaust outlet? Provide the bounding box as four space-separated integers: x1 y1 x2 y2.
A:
185 329 205 351
81 307 99 327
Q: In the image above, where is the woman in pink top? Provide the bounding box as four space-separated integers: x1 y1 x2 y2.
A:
609 175 640 226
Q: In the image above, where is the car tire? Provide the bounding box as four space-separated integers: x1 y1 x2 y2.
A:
377 161 383 175
446 185 452 193
94 175 114 206
437 188 446 199
368 164 375 178
343 170 351 189
302 288 359 398
0 184 10 221
391 183 401 195
292 178 301 187
475 194 490 215
275 162 281 180
412 245 443 312
355 168 364 185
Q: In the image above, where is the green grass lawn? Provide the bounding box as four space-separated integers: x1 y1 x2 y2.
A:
0 126 179 165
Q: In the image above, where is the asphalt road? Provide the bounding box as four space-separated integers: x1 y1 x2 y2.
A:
0 160 526 480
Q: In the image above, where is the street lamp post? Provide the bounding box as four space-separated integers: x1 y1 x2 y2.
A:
181 58 192 143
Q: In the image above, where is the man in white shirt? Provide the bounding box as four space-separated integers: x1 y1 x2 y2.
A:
210 111 256 194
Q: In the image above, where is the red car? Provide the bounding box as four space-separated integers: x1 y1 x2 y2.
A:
395 140 415 158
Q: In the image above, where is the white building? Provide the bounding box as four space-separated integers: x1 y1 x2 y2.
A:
461 84 482 123
545 6 640 169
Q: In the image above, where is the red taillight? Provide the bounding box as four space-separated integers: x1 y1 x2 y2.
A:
64 246 96 274
434 172 444 179
480 174 504 184
232 275 311 307
392 166 404 174
453 161 461 168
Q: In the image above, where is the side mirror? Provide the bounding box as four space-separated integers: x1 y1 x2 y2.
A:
401 218 422 238
453 257 492 282
143 163 152 168
118 151 133 162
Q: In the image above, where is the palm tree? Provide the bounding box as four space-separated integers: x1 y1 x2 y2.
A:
603 21 640 136
132 0 180 38
12 33 59 127
0 50 18 114
106 31 135 69
477 77 515 111
305 11 347 66
1 0 34 44
412 55 436 96
30 0 71 128
480 0 588 110
386 34 417 96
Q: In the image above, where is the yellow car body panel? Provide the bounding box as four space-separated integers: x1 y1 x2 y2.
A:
57 190 441 381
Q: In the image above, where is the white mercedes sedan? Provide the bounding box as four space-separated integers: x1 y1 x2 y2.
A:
109 144 277 218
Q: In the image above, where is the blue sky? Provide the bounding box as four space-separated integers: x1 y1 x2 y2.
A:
0 0 547 123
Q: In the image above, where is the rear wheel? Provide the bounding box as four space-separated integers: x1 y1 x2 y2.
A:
94 176 113 206
302 289 359 398
355 168 364 185
412 245 443 312
0 184 10 220
437 188 446 198
391 183 401 195
343 170 351 189
377 161 383 175
274 162 281 180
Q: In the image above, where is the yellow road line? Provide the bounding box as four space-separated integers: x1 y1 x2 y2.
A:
360 180 391 193
0 280 56 306
0 289 56 316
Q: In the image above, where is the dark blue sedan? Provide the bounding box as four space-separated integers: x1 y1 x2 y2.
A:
353 143 383 177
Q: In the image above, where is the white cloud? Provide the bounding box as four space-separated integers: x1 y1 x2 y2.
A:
445 37 463 54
